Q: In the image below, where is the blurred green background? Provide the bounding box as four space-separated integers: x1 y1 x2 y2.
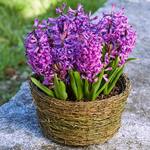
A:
0 0 106 105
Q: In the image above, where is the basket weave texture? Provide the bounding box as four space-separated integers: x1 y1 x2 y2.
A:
29 74 131 146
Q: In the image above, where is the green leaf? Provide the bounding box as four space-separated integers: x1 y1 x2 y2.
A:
103 84 108 95
90 69 104 100
58 80 68 100
73 71 83 100
106 66 124 95
69 70 84 100
31 77 54 97
53 74 68 100
104 65 121 95
53 74 60 98
112 56 119 69
126 57 137 62
69 70 78 99
95 67 120 98
102 45 107 62
106 57 119 77
84 79 90 98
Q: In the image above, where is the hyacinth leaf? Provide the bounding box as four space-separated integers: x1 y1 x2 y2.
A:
126 57 137 62
73 71 83 100
108 57 119 74
54 74 68 100
84 79 90 98
103 59 119 95
54 74 59 98
94 68 120 99
69 70 78 99
31 77 54 97
91 69 104 100
112 56 119 69
106 66 124 95
103 67 122 95
102 45 107 62
103 84 108 95
59 81 68 100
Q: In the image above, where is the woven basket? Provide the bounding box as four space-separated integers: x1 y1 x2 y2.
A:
29 74 131 146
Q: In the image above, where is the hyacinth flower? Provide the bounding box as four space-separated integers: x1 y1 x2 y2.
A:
91 7 137 97
25 4 136 101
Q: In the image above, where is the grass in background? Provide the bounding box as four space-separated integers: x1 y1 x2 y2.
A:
0 0 106 104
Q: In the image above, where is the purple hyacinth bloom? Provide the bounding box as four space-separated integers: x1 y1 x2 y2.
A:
75 31 103 82
99 8 136 66
25 4 103 84
25 4 136 86
25 29 54 85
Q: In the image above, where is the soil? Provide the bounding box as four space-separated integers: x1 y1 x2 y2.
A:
97 84 121 100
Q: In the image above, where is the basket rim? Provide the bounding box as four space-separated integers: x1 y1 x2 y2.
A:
29 73 131 105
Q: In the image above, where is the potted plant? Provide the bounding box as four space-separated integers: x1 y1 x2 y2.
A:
25 4 136 146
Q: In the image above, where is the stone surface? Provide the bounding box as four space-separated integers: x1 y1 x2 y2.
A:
0 0 150 149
